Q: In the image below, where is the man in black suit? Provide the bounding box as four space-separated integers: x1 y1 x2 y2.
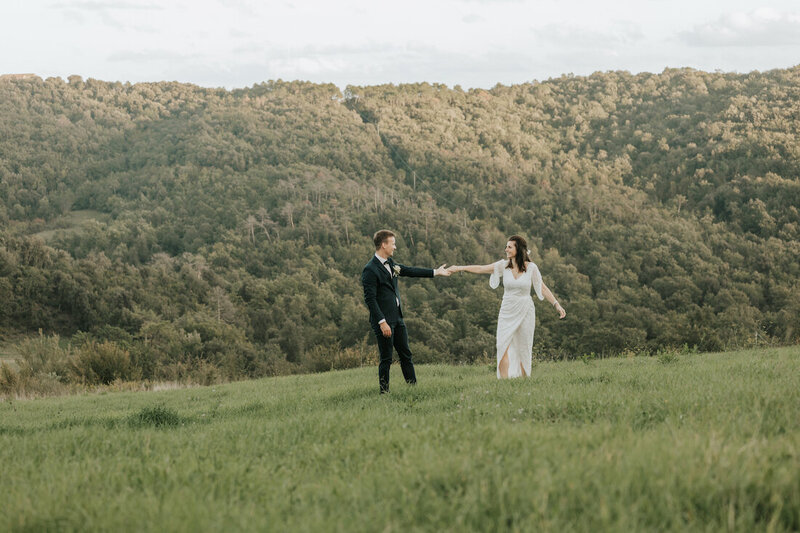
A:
361 230 451 394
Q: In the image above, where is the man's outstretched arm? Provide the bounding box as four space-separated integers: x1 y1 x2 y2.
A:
398 264 451 278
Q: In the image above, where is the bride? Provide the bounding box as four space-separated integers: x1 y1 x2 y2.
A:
448 235 566 378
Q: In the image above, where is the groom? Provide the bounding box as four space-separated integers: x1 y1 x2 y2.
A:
361 230 450 394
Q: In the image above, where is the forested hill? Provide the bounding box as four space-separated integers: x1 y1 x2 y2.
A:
1 68 799 381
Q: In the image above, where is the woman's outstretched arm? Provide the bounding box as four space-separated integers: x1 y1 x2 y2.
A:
448 263 496 274
542 281 566 319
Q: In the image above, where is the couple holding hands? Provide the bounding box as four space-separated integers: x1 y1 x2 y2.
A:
362 230 566 394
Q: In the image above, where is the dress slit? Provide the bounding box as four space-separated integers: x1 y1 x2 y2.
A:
496 319 529 379
498 347 510 378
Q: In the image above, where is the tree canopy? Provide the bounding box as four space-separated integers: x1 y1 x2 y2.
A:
1 68 798 381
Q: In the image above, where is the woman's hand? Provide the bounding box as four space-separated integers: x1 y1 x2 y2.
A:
434 264 452 277
554 302 566 319
446 265 461 274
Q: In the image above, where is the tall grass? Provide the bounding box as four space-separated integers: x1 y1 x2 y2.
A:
1 346 798 532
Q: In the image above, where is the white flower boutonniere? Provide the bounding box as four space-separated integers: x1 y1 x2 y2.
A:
392 265 401 277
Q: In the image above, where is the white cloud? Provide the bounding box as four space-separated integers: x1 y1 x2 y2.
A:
107 50 202 63
215 0 256 17
680 8 800 47
455 0 526 3
99 42 537 89
50 1 162 11
50 0 161 30
533 22 645 50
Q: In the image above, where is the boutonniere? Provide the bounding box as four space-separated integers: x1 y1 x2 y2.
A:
392 265 401 277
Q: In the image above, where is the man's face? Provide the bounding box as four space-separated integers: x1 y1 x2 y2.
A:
382 236 397 257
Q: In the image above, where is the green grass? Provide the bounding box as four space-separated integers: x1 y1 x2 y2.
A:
1 347 798 532
29 209 109 242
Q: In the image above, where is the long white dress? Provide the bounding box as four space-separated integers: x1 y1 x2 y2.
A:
490 260 544 378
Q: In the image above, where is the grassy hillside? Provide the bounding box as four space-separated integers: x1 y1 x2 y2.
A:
2 346 798 532
2 71 800 385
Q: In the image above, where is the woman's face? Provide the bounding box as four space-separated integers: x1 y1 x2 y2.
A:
504 241 516 259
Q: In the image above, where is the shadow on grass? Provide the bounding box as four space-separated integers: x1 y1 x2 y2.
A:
324 386 382 405
0 415 119 436
227 401 267 416
126 405 188 429
0 405 199 436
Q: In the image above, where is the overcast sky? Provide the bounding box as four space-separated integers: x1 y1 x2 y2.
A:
3 0 800 89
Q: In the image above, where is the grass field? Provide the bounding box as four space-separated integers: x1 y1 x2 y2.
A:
1 346 798 532
29 209 109 242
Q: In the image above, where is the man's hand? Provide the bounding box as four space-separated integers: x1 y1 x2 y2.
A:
434 264 452 277
380 321 392 337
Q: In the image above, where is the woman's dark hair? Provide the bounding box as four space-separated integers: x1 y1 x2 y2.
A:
506 235 530 272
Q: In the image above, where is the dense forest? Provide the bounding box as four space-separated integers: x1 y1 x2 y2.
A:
1 67 799 387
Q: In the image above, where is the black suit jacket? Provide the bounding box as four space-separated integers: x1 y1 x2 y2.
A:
361 256 433 334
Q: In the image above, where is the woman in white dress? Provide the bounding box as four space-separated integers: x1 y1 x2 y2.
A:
448 235 566 378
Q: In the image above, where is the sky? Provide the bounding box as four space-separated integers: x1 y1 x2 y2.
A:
2 0 800 90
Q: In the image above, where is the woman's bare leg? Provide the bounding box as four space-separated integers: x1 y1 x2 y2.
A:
513 334 528 377
498 349 510 378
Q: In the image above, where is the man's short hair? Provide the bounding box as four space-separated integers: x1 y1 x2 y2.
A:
373 230 395 249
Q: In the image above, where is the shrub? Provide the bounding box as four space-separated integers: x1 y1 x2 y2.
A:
0 362 19 395
657 351 679 365
0 363 72 398
299 341 377 373
189 360 219 386
70 341 137 385
16 332 71 380
2 333 75 397
331 343 374 370
128 405 184 428
300 345 333 373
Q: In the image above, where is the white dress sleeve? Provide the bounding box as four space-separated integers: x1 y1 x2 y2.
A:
489 259 505 289
530 263 544 300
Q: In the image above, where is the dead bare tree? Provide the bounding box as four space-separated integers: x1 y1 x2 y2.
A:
245 215 257 245
281 203 295 228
